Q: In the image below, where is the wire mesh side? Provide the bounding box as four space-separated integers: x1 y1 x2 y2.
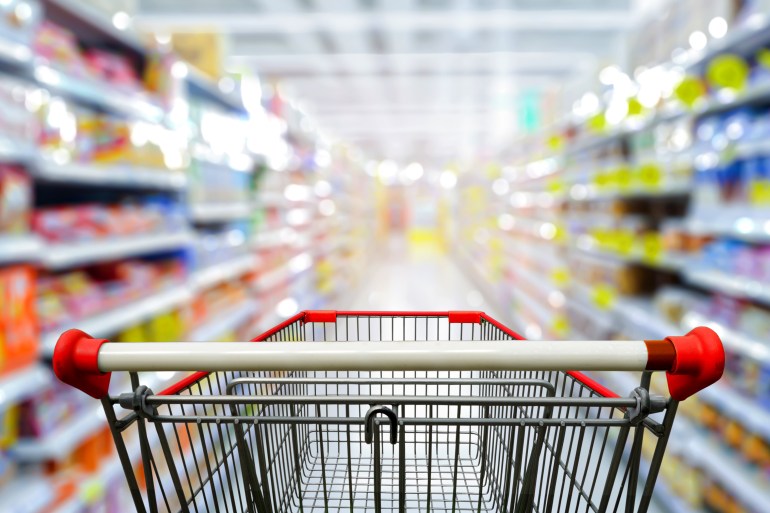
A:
105 368 673 513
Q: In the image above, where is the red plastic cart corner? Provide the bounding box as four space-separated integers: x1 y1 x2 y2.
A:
53 329 112 399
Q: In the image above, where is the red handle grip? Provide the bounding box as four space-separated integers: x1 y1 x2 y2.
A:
665 326 725 401
53 329 112 399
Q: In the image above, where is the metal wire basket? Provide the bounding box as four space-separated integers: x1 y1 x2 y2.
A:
53 310 724 513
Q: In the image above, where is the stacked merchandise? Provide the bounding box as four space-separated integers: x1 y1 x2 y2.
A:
251 105 374 333
455 3 770 513
0 2 375 512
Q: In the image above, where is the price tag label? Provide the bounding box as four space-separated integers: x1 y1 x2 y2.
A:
757 48 770 69
485 163 501 179
552 315 570 336
547 134 564 151
590 228 609 248
616 165 633 190
82 480 106 504
750 181 770 205
706 54 749 92
615 231 634 256
594 170 610 189
641 232 663 263
550 268 570 286
591 284 617 310
588 113 607 133
627 97 644 117
638 163 662 188
674 76 706 108
547 178 565 194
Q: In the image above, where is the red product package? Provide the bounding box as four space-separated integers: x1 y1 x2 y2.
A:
82 49 141 89
0 265 38 375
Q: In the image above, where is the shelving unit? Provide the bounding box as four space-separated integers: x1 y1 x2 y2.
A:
452 7 770 513
0 365 51 412
41 231 194 269
0 235 43 264
40 284 193 353
187 298 258 342
32 159 189 189
189 202 255 222
191 254 257 290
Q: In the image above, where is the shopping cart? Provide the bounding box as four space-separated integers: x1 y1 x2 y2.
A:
53 310 724 513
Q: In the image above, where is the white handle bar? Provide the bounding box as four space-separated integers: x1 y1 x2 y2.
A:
97 340 648 372
53 327 724 401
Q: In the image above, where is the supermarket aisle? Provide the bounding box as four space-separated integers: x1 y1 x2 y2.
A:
336 236 500 317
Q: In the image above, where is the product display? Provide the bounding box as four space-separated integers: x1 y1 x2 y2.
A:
37 258 186 331
3 1 767 513
33 201 186 242
0 165 32 235
0 265 36 375
35 94 186 171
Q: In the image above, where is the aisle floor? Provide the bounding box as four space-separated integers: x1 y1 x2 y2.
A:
336 236 500 317
330 235 665 513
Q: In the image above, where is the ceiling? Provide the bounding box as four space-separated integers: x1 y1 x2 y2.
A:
131 0 658 167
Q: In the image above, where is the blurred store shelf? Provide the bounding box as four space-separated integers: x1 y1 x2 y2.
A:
189 202 255 222
699 382 770 442
187 299 257 342
42 231 193 270
251 227 293 249
12 404 106 461
686 12 770 70
670 418 770 513
185 66 245 114
0 365 51 413
0 136 37 162
0 37 33 66
568 182 691 203
686 216 770 243
0 235 43 264
41 285 193 354
191 254 257 290
258 191 287 207
0 475 55 513
682 311 770 366
573 244 685 272
683 268 770 305
33 159 188 190
32 64 166 123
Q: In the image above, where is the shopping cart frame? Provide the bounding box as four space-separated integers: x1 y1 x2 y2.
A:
53 310 724 513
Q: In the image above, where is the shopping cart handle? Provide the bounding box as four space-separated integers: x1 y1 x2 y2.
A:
53 327 724 401
53 329 112 399
664 326 724 401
